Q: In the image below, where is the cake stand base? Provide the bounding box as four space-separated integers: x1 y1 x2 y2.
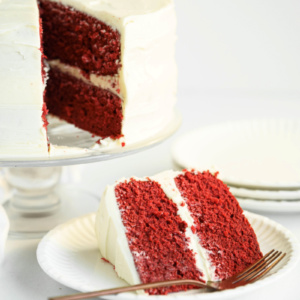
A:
4 185 99 239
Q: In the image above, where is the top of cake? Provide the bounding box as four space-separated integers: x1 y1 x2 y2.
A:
48 0 172 16
39 0 174 30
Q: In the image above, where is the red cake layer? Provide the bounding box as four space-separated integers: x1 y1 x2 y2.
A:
115 180 204 295
45 67 123 138
175 171 262 280
39 0 121 76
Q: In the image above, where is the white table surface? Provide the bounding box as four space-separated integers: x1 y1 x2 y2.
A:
1 89 300 300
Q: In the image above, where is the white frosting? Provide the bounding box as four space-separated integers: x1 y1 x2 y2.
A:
0 0 48 158
48 60 122 98
95 183 142 287
0 0 176 158
48 144 90 158
151 171 218 282
95 170 219 287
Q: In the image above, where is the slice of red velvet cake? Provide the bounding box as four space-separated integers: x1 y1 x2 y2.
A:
95 170 262 295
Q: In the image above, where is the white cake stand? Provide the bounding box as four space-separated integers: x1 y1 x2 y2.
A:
0 110 181 239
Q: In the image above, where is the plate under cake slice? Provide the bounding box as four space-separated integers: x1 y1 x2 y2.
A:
95 170 262 295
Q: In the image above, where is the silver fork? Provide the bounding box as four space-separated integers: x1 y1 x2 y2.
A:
49 250 286 300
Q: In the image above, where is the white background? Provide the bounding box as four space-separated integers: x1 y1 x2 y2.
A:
1 1 300 300
175 0 300 94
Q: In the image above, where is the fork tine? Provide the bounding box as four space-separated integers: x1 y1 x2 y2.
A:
235 249 275 279
234 251 281 283
243 251 282 282
247 252 286 283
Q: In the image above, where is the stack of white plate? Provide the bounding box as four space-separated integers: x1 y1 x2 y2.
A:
172 119 300 213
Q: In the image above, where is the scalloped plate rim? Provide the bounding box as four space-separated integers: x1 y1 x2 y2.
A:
229 186 300 201
37 212 300 300
237 198 300 213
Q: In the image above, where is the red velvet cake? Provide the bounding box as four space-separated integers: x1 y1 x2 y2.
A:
95 170 262 295
0 0 177 158
38 0 177 145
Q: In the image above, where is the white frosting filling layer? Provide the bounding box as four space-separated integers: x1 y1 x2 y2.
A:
151 171 217 282
48 60 122 98
95 170 218 287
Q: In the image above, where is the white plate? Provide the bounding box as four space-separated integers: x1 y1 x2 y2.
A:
229 186 300 200
37 212 300 300
172 119 300 189
237 198 300 213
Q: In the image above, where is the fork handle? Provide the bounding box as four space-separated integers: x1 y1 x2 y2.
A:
49 279 210 300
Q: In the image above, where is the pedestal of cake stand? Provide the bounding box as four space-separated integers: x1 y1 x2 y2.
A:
3 167 99 239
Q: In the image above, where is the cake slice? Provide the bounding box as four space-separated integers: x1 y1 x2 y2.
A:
95 170 262 295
